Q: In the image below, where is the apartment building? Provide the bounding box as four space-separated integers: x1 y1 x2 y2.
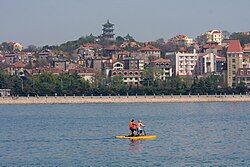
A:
227 40 243 87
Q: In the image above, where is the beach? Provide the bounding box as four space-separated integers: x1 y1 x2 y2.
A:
1 95 250 104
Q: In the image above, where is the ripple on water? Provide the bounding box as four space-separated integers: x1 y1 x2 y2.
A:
0 102 249 166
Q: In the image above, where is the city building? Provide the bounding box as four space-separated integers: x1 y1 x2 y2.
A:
236 68 250 88
139 45 161 64
149 58 172 80
227 40 243 87
110 61 143 86
196 51 216 76
4 53 19 65
169 35 193 46
51 57 69 71
123 57 144 70
0 89 11 97
198 30 222 45
170 50 198 76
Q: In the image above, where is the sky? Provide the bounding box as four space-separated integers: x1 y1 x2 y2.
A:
0 0 249 47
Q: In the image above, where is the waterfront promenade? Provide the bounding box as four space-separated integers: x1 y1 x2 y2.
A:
1 94 250 104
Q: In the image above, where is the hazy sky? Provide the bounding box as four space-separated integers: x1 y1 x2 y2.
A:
0 0 249 47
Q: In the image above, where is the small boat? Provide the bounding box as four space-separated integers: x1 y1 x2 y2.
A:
115 135 157 140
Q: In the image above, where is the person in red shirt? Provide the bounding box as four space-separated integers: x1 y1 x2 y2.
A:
129 119 136 136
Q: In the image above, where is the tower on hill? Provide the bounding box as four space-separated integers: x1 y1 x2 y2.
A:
102 20 115 41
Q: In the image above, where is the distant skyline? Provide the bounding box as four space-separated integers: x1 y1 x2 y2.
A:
0 0 250 47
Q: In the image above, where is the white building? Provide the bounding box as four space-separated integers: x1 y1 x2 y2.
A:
171 50 198 76
196 52 216 75
205 30 222 45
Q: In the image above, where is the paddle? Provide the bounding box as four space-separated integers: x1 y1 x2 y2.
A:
143 127 146 136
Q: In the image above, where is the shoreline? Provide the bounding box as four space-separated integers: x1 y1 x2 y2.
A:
1 95 250 104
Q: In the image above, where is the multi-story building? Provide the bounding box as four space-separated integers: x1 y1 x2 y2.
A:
198 30 222 45
51 57 69 71
123 57 144 70
196 51 216 76
169 35 193 47
139 45 161 64
4 53 19 65
149 58 172 80
227 40 243 87
170 50 198 76
206 30 222 45
236 68 250 88
110 61 143 86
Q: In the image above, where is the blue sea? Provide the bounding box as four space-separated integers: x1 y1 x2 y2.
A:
0 103 249 166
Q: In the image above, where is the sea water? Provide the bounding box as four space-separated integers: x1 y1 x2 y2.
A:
0 103 249 166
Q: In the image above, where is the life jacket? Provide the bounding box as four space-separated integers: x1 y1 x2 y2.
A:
129 122 135 129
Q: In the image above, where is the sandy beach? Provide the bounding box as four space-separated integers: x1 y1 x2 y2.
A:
1 95 250 104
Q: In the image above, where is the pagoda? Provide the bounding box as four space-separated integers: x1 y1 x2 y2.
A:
102 20 115 41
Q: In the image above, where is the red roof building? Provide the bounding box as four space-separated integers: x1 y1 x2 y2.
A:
227 40 243 53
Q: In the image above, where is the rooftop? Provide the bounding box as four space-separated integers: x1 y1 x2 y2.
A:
227 40 243 53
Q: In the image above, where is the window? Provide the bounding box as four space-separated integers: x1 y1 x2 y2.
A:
232 59 236 63
113 72 117 75
240 70 244 75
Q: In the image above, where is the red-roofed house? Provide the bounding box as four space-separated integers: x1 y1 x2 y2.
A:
227 40 243 87
9 61 27 76
139 45 161 63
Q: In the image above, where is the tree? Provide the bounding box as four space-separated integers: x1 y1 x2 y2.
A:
33 72 59 95
25 45 38 52
235 82 248 94
156 38 165 46
141 68 155 87
115 36 125 45
124 34 134 41
230 32 250 46
222 30 231 39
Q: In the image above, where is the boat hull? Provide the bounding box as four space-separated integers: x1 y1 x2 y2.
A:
115 135 157 140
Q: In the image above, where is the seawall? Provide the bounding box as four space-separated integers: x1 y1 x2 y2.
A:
1 95 250 104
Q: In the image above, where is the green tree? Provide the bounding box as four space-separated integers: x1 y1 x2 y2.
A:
33 72 59 95
230 32 250 46
115 36 125 45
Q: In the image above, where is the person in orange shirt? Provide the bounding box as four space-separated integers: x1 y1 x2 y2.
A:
129 119 136 136
136 120 145 136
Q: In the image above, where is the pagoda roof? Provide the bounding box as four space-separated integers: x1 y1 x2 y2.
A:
103 20 114 27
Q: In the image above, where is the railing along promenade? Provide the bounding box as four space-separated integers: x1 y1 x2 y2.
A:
1 93 250 104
